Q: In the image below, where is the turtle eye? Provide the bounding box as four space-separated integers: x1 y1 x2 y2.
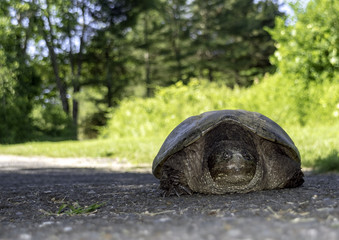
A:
242 152 254 161
222 151 232 160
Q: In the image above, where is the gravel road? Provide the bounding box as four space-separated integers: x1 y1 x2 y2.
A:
0 155 338 240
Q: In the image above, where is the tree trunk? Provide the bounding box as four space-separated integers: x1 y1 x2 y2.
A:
144 15 152 97
68 1 86 138
45 37 70 114
72 85 80 136
39 5 69 115
169 3 182 83
105 50 113 108
208 68 214 82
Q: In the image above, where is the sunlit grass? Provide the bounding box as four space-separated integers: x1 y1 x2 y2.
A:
0 137 163 165
287 124 339 171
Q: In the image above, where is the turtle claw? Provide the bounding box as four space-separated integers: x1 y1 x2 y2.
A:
160 184 193 197
174 188 181 197
179 185 193 195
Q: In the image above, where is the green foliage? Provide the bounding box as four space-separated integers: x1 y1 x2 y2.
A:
0 2 43 143
267 0 339 83
101 75 339 140
1 72 338 169
0 50 18 143
0 0 283 141
0 49 40 143
97 76 339 169
31 103 76 140
190 0 281 84
0 0 338 174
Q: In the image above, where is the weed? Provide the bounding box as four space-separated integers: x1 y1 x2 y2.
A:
40 201 106 216
57 202 105 216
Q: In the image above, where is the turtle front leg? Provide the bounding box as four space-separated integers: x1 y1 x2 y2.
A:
159 165 193 197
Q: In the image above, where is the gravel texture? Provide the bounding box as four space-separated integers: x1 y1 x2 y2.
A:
0 155 338 240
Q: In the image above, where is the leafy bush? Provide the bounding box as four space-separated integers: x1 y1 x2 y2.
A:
267 0 339 83
97 74 339 169
101 75 339 140
31 103 76 141
0 50 36 143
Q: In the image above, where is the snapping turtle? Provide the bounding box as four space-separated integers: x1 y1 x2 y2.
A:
152 110 304 196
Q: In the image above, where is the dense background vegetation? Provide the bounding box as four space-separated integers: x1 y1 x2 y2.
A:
0 0 338 171
0 0 282 142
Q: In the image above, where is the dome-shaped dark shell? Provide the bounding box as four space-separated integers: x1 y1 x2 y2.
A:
152 110 300 179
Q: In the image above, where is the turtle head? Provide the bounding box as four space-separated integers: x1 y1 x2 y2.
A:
207 141 257 186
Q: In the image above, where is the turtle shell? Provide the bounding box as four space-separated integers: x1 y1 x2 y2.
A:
152 109 300 179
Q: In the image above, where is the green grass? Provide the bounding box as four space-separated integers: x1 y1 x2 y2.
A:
0 123 338 171
0 137 163 165
56 202 105 216
40 201 105 216
287 124 339 172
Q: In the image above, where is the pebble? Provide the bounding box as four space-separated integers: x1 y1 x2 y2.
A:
157 217 171 223
228 229 242 237
63 226 73 232
19 234 31 240
39 221 54 227
291 217 316 223
316 207 334 212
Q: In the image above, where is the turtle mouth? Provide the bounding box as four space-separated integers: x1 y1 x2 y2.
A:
207 141 257 186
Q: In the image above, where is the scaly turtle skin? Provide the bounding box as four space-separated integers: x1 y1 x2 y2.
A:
152 110 304 196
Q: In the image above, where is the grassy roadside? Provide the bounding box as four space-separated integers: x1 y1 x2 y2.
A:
0 123 338 172
287 124 339 172
0 137 163 165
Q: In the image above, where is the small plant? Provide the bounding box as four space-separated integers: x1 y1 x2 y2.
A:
42 201 106 216
57 202 105 216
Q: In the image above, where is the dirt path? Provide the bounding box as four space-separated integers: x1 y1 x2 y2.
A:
0 155 338 240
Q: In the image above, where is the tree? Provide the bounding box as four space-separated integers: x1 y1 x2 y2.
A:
35 0 70 115
0 0 41 143
268 0 339 83
130 9 164 97
160 0 193 84
190 0 282 86
86 0 158 102
0 0 286 142
34 0 95 137
76 0 158 137
129 3 180 97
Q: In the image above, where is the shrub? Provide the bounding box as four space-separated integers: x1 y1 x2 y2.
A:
100 75 339 140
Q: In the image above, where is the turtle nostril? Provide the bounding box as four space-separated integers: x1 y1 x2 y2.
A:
232 153 243 161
